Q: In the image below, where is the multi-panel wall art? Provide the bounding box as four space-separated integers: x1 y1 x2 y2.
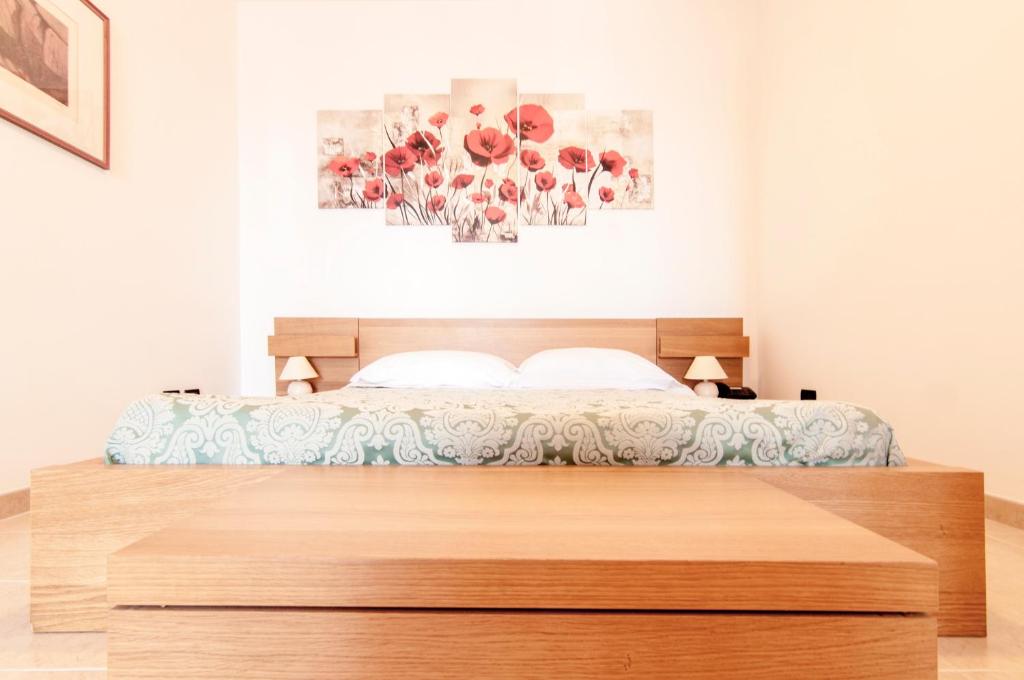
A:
449 78 519 243
317 110 383 209
318 78 653 244
518 93 587 226
382 94 449 225
587 110 654 209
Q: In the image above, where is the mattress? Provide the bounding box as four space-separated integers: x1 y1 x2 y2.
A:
105 387 904 467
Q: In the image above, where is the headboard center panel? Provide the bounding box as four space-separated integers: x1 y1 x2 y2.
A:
358 319 657 367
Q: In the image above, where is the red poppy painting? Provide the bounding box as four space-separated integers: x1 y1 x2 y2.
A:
450 78 519 243
317 110 383 209
382 93 450 225
585 110 654 209
516 93 588 226
316 82 654 236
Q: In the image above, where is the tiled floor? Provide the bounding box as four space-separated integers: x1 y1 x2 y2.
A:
0 512 1022 677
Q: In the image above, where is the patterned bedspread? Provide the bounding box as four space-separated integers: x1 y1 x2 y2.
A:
105 387 904 467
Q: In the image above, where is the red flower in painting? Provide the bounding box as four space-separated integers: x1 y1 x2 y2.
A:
629 167 639 179
470 104 485 116
599 150 626 177
558 146 595 172
464 128 515 167
387 193 405 209
599 187 615 203
429 112 448 128
428 195 446 212
519 149 545 172
534 171 556 192
384 147 417 176
328 156 360 178
485 178 494 188
564 190 585 209
363 178 384 202
505 104 554 143
405 131 444 166
470 192 490 203
499 178 518 203
424 170 444 188
484 206 506 224
363 151 377 162
450 173 475 190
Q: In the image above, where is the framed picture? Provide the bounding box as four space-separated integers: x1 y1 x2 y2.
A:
0 0 109 168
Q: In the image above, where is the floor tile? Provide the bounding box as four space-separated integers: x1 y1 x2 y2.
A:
0 673 106 678
0 582 106 671
986 519 1024 549
939 673 1024 679
938 534 1024 673
0 514 29 534
0 532 28 581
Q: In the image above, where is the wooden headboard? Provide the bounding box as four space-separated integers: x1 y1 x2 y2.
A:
269 317 749 395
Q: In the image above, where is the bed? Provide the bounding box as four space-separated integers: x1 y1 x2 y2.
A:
29 317 985 640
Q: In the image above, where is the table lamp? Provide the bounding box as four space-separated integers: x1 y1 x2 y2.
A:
685 355 727 398
280 356 318 396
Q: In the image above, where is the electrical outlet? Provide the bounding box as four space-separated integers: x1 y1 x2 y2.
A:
800 389 817 400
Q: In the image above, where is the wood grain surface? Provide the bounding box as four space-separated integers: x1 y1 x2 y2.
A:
108 608 937 680
269 316 750 391
0 487 29 520
751 458 986 636
658 334 751 358
267 334 356 358
108 467 937 614
358 318 658 365
30 460 283 631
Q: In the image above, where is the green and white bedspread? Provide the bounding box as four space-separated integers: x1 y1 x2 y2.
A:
105 387 904 467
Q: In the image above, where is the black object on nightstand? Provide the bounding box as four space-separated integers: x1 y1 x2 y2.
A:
715 382 757 400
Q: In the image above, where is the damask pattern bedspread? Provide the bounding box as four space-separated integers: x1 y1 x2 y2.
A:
105 388 904 467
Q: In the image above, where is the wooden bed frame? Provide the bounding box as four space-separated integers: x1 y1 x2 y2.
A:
267 317 750 394
29 317 985 638
106 467 940 679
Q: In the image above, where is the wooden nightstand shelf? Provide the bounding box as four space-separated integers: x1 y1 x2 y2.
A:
655 319 750 389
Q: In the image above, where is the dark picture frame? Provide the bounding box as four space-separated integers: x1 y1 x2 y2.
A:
0 0 109 169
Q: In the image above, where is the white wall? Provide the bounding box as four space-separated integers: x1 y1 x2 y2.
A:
237 0 758 394
0 0 239 494
754 0 1024 502
8 0 1018 502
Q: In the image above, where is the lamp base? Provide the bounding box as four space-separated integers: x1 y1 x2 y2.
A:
694 380 719 398
287 380 313 397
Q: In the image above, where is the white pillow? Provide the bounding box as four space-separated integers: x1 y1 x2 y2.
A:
349 351 517 389
513 348 692 392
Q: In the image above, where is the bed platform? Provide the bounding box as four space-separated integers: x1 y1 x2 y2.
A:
31 456 984 639
106 467 938 679
30 317 986 642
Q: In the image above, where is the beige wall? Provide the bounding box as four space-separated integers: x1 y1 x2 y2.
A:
236 0 758 394
753 0 1024 502
0 0 240 494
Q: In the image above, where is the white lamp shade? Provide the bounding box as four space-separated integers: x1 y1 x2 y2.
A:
685 355 727 381
280 356 318 381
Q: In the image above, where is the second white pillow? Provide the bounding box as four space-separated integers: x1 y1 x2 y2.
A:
513 347 687 391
